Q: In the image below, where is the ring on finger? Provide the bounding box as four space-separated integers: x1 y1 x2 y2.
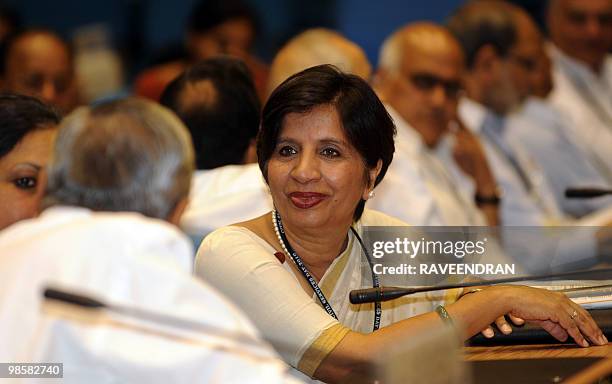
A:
570 310 578 320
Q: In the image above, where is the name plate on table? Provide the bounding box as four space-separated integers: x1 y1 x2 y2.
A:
468 309 612 346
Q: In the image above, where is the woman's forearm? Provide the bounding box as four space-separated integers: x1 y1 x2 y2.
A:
314 285 606 383
314 287 510 383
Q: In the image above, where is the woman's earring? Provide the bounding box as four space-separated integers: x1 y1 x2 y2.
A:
368 190 376 200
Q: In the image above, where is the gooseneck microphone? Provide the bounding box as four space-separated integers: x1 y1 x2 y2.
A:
43 287 273 355
565 187 612 198
349 268 612 304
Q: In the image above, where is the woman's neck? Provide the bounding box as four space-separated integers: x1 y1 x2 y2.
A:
277 215 351 281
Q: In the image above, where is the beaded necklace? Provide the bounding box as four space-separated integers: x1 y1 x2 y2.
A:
272 210 381 331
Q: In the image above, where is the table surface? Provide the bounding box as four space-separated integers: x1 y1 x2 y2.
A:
464 343 612 361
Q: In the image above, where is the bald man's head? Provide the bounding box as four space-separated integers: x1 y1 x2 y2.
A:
548 0 612 72
377 22 464 147
266 28 371 98
1 30 78 112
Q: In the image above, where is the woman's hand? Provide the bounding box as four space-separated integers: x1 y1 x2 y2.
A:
498 285 607 347
481 314 524 338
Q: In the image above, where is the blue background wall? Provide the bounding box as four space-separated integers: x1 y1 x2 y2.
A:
1 0 542 78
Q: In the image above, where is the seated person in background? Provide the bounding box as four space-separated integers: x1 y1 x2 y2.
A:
265 28 371 99
447 0 612 271
546 0 612 175
374 22 499 226
195 65 606 383
135 0 267 101
160 57 272 239
448 0 561 226
503 13 612 218
0 98 296 383
0 93 59 230
0 29 79 113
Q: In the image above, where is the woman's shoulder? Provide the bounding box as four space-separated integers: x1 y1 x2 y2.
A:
358 209 410 227
197 212 278 258
200 224 270 253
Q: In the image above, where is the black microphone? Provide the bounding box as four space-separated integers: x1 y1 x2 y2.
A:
565 187 612 198
45 288 105 308
349 267 612 304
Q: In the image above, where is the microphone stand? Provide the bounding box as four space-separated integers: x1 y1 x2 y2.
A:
43 287 272 355
349 267 612 304
565 188 612 198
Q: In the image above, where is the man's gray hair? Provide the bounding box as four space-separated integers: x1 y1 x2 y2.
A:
44 98 194 220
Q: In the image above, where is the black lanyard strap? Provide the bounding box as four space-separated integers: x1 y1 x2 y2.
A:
273 211 381 331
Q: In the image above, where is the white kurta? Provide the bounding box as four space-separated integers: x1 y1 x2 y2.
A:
0 207 298 384
458 98 607 272
506 97 612 218
548 45 612 175
181 164 274 240
459 98 564 226
369 106 487 226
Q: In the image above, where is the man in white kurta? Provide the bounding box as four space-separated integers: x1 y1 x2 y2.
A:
546 0 612 175
0 207 296 384
506 97 612 218
547 46 612 176
0 98 299 384
370 106 487 226
372 23 497 227
448 2 612 271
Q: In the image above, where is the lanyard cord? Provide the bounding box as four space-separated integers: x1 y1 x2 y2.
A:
350 226 382 331
272 210 381 332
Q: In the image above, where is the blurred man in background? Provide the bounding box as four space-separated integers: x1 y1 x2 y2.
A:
375 22 498 226
546 0 612 176
448 0 612 271
504 7 612 218
135 0 267 101
161 57 271 240
1 29 79 113
448 0 563 226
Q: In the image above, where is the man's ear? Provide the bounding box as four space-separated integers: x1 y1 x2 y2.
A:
167 197 189 226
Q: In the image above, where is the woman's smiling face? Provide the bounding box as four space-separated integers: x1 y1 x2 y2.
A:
266 104 375 230
0 127 56 230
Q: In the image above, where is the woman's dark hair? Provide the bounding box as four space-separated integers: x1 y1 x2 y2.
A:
0 93 60 158
258 64 396 221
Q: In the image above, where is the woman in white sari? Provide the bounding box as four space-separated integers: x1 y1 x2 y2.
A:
195 65 607 383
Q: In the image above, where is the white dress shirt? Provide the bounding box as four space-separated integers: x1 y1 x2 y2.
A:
459 98 564 226
458 98 609 272
0 207 298 384
368 106 486 226
548 44 612 175
181 163 274 241
507 97 612 218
